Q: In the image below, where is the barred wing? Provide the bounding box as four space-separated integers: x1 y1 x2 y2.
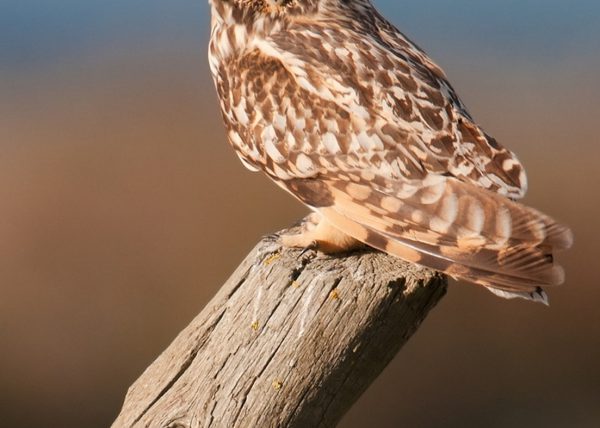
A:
214 44 571 300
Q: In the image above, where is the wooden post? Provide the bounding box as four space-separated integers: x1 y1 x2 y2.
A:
113 222 447 428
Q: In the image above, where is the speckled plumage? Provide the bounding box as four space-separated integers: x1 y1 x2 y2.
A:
208 0 572 303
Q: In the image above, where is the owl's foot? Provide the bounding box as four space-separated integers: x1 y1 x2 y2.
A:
279 213 364 254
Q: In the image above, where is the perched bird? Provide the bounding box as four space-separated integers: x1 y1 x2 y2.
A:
208 0 573 303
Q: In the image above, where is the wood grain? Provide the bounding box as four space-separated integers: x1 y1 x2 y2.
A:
113 225 447 428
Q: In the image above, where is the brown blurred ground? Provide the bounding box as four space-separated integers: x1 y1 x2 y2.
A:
0 40 599 427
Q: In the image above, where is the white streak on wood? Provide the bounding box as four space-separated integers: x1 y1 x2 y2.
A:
112 220 446 428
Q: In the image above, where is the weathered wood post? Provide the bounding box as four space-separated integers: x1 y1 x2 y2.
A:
113 222 447 427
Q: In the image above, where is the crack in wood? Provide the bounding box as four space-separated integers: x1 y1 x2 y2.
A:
112 221 447 428
131 309 227 426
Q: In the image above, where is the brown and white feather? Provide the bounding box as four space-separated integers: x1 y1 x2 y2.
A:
208 0 572 303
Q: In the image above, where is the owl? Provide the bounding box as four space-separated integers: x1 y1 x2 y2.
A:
208 0 573 304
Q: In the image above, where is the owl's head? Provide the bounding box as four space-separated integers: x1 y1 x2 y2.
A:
210 0 318 18
210 0 374 32
211 0 378 22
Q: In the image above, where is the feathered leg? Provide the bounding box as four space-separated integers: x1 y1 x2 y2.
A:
279 212 364 254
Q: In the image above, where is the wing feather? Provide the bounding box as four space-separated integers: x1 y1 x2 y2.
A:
265 20 528 197
285 175 571 292
212 14 572 300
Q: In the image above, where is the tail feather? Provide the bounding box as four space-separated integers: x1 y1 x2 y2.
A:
486 287 549 306
312 174 572 303
322 206 563 289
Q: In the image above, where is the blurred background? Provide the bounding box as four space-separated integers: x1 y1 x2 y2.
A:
1 1 599 427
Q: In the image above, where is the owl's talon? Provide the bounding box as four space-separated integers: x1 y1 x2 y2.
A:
300 240 319 257
279 217 363 254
